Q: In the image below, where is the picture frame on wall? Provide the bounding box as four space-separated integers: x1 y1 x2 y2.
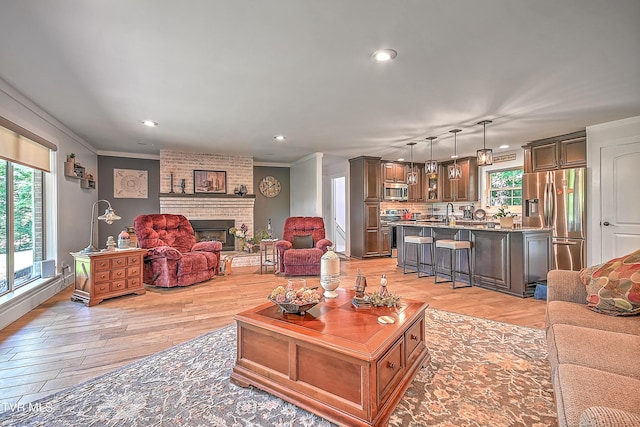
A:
114 168 148 198
194 170 226 194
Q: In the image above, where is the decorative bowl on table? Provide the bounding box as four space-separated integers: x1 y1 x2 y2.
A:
268 285 324 314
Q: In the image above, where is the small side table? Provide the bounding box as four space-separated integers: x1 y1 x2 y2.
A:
259 239 279 274
71 248 146 306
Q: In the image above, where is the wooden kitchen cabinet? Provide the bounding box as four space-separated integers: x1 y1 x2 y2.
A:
439 157 478 202
407 167 425 202
350 156 388 258
425 171 440 201
382 162 407 183
524 130 586 173
71 249 146 306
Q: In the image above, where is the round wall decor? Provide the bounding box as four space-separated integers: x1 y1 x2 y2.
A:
259 176 281 198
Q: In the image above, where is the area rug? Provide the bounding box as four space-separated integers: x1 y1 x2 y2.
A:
0 309 557 426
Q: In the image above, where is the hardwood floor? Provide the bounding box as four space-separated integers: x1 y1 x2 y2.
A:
0 256 547 407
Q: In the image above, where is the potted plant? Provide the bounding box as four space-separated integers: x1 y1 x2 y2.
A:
246 229 269 252
493 204 517 228
67 153 76 163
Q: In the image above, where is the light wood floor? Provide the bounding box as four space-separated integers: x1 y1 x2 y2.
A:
0 256 547 406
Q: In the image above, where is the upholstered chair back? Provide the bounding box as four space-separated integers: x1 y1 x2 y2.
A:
134 214 196 253
282 217 326 245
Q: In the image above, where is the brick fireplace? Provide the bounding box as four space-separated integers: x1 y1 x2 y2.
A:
159 150 255 251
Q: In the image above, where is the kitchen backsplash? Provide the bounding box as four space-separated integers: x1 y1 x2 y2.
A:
380 201 490 219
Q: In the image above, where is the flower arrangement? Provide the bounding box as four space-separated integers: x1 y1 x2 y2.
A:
493 204 518 218
229 223 248 239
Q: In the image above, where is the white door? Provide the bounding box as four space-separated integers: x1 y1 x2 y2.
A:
601 141 640 258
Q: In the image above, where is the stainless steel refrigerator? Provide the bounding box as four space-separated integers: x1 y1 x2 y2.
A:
522 167 586 271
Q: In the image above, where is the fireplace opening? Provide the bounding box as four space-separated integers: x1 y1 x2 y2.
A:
190 219 235 251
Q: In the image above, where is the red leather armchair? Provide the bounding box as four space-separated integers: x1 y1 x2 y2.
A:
133 214 222 287
275 217 332 276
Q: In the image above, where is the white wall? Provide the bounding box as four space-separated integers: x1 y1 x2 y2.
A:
0 78 98 328
586 115 640 265
290 153 323 217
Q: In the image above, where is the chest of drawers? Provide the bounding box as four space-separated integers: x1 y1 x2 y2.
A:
71 249 146 306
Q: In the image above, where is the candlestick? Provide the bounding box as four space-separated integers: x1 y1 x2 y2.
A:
180 178 186 194
169 172 175 193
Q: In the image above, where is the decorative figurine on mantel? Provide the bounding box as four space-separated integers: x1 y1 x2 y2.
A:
180 178 186 194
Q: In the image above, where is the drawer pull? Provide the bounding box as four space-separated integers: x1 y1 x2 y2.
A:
387 362 396 369
410 334 419 341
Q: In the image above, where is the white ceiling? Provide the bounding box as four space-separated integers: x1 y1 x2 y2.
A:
0 0 639 163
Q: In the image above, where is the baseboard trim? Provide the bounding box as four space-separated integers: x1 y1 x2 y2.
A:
0 275 71 330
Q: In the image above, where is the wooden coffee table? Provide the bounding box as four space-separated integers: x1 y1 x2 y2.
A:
231 288 429 427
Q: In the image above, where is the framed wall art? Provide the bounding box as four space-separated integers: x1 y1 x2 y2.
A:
194 170 226 194
114 168 148 199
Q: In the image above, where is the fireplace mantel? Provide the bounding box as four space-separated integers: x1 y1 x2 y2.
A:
159 193 256 199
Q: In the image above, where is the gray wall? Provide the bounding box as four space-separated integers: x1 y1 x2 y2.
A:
97 156 160 246
253 166 290 240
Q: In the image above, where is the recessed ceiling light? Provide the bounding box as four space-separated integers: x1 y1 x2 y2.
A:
372 49 397 63
397 158 405 162
274 135 286 141
141 120 158 127
451 155 459 159
499 144 509 149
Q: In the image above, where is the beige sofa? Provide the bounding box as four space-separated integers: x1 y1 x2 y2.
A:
546 270 640 426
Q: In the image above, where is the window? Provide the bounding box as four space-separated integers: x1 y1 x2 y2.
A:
0 160 44 295
488 168 523 208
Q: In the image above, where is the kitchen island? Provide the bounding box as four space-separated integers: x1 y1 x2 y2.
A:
395 221 552 297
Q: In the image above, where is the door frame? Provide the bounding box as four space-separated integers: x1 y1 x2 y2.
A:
330 174 346 253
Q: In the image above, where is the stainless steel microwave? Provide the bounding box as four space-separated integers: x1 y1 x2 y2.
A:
383 182 408 201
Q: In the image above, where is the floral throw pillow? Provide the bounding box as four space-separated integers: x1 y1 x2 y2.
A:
583 249 640 316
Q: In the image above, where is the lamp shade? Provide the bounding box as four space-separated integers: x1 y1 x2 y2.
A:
449 129 462 181
98 207 121 224
477 120 493 166
406 142 418 185
425 136 438 174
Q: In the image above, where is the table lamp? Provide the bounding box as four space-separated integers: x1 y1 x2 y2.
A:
82 199 121 253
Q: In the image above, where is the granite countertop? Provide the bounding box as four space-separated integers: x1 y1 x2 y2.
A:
392 220 552 233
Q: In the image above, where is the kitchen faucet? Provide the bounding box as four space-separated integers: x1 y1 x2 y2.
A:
446 203 454 223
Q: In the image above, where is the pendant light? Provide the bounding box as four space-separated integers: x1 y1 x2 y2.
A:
448 129 462 181
407 142 418 185
476 119 493 166
424 136 438 175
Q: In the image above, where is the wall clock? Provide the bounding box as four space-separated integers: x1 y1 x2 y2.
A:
259 176 281 198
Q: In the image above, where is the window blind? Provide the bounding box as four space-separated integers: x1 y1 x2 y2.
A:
0 115 57 172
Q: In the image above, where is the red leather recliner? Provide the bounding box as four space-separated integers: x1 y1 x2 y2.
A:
133 214 222 287
275 217 332 276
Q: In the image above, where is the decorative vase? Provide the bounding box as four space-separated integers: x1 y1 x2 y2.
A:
499 217 514 229
236 238 245 251
320 248 340 298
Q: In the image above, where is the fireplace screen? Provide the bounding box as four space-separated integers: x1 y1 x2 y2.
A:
190 219 235 251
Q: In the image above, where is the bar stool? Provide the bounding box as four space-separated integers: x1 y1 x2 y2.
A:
434 239 473 289
403 235 435 278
